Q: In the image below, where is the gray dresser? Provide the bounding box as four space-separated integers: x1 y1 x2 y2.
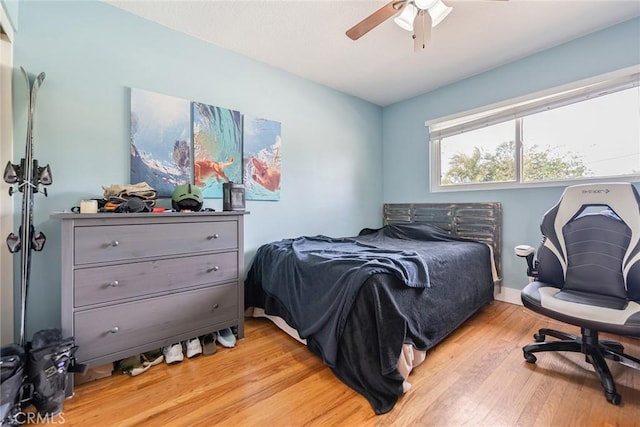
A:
52 211 245 385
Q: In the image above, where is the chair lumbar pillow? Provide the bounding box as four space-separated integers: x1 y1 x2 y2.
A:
516 182 640 405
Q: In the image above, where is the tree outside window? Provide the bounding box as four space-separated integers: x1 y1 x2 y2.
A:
434 81 639 189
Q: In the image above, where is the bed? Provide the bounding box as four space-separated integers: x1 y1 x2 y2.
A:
244 203 502 414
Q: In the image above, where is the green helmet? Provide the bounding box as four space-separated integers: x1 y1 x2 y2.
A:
172 184 203 212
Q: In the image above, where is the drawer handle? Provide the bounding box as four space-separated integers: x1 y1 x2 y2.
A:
212 303 220 310
109 280 119 288
207 233 220 240
109 326 120 334
110 240 119 247
207 266 220 273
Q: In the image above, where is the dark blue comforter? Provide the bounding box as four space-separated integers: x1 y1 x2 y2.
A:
245 223 494 414
249 229 433 367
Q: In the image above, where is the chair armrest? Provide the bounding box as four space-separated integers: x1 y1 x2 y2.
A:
515 245 535 257
514 245 538 278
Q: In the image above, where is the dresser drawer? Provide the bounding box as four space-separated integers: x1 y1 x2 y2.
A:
73 284 237 362
73 251 238 307
74 221 238 265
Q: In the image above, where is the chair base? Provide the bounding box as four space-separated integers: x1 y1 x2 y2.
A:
523 327 640 405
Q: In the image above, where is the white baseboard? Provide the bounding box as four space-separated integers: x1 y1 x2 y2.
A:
494 285 522 306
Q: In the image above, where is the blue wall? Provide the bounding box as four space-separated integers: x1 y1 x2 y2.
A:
382 18 640 293
11 1 382 335
9 0 640 334
1 0 18 32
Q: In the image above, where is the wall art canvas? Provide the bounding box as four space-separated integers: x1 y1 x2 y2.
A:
130 88 192 197
243 115 282 201
192 102 243 198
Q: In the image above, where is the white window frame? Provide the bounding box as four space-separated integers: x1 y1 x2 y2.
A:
428 67 640 192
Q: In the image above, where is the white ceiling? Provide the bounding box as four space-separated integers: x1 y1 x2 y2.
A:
106 0 640 106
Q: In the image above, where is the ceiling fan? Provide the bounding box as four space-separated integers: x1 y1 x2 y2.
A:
346 0 504 52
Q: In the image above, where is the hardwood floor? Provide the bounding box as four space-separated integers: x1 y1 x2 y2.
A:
53 301 639 426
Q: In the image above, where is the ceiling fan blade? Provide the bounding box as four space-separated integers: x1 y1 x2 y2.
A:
413 9 432 52
346 0 406 40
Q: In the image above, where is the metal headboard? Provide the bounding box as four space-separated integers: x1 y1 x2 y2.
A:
383 203 502 287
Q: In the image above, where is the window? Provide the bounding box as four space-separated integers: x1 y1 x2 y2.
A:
429 71 640 191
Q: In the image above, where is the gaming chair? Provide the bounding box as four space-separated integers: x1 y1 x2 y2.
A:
515 182 640 404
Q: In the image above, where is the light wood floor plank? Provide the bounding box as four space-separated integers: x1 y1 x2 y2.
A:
47 301 640 426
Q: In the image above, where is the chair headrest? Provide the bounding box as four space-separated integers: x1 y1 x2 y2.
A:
543 182 640 281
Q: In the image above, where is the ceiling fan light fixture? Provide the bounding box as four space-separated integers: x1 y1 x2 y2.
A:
393 3 417 31
414 0 438 10
428 0 453 27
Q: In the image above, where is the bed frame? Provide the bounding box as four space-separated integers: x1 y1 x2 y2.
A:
383 202 502 288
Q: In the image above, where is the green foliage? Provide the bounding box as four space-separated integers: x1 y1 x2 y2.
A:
442 141 590 185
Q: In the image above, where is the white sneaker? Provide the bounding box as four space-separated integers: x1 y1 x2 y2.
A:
216 328 236 348
184 337 202 358
163 343 184 364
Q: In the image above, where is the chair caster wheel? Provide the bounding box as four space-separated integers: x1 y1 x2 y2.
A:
605 392 621 405
534 333 545 342
524 352 537 364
